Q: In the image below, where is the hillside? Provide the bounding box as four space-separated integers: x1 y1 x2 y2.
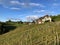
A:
0 21 60 45
51 15 60 21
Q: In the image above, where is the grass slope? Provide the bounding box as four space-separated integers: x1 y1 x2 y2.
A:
0 22 60 45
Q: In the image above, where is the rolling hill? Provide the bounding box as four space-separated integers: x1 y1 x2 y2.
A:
0 21 60 45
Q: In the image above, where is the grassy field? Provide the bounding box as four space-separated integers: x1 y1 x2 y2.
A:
0 21 60 45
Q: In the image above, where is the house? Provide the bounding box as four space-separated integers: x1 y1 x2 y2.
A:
35 17 42 24
35 15 52 24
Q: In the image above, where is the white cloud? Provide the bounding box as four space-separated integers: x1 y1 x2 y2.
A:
26 15 39 21
10 1 45 7
29 3 45 7
10 7 20 10
26 15 39 19
33 10 45 13
10 1 20 5
33 9 55 15
0 0 45 10
10 0 26 6
44 11 55 15
53 3 60 6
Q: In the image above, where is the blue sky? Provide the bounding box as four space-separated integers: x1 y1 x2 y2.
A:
0 0 60 22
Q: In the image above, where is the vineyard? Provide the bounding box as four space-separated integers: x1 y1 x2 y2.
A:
0 21 60 45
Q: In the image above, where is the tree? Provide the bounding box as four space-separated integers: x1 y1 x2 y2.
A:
6 19 12 23
17 21 23 24
26 16 38 22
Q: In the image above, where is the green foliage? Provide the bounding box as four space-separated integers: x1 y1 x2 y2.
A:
17 21 23 24
51 14 60 21
0 22 17 35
